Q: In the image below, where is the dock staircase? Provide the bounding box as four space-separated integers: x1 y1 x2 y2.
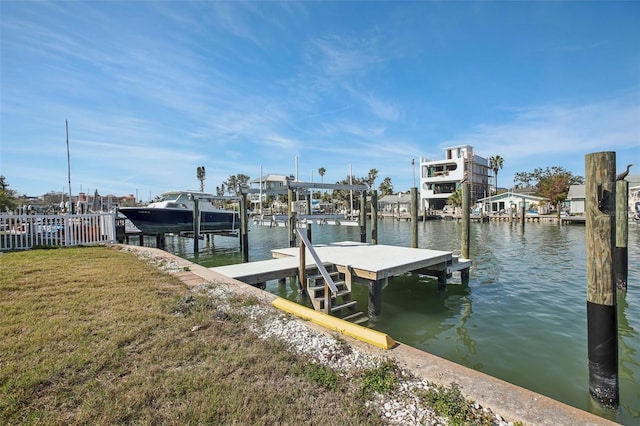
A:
297 230 369 326
305 267 369 325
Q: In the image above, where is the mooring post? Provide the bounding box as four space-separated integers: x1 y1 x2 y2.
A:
192 197 200 253
306 191 312 243
368 279 382 317
615 179 628 290
240 192 249 263
461 183 470 259
585 151 619 408
360 191 367 243
371 190 378 245
521 203 525 228
288 187 296 248
411 187 418 248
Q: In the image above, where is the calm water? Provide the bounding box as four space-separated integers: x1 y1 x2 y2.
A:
162 219 640 424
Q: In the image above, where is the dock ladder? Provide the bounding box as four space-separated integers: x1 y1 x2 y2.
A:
296 230 368 325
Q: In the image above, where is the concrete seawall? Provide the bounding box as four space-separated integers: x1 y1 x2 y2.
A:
122 244 616 425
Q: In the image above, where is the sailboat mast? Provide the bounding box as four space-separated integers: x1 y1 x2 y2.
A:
66 120 72 212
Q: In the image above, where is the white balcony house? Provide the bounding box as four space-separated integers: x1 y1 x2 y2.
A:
419 145 489 212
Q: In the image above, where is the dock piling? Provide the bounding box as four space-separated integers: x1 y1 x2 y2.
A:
585 151 619 408
615 179 629 290
461 183 470 259
192 196 200 253
240 192 249 262
306 192 312 243
411 187 418 248
371 190 378 245
288 187 295 248
360 192 367 243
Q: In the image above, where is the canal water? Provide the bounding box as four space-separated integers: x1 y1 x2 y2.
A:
162 219 640 424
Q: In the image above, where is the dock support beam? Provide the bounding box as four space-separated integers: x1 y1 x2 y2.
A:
521 204 525 229
360 192 367 243
615 179 628 290
585 151 618 408
371 190 378 245
368 280 382 317
411 187 418 248
461 183 470 259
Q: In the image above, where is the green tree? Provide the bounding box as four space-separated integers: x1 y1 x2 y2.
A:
0 176 18 212
514 166 584 213
378 177 393 197
318 167 326 183
331 175 366 208
489 155 504 194
196 166 206 192
224 174 251 195
364 168 378 190
225 175 238 195
447 187 462 207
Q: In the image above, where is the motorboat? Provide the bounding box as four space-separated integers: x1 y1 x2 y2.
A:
119 191 239 234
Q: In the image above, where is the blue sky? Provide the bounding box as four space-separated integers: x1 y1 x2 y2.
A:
1 1 639 200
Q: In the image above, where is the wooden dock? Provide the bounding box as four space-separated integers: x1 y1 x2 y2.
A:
211 241 471 316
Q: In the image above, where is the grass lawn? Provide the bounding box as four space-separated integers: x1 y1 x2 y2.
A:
0 246 380 425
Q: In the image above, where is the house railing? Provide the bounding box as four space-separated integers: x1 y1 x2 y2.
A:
0 213 116 251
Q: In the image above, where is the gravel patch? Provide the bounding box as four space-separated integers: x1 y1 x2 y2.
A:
127 246 516 426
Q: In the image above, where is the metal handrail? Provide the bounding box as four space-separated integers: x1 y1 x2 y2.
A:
296 229 338 294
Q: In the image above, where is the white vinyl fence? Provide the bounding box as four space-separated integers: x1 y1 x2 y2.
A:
0 213 116 251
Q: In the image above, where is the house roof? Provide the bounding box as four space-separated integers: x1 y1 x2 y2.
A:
478 191 548 203
378 193 412 204
249 174 298 184
567 185 585 200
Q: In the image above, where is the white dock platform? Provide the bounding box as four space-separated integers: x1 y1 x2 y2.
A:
211 241 471 285
211 256 326 285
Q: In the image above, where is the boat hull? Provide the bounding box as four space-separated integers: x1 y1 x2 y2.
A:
119 207 239 234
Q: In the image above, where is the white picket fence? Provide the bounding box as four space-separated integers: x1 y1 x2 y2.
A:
0 213 116 251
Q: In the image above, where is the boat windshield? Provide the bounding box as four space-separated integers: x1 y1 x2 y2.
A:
158 193 182 202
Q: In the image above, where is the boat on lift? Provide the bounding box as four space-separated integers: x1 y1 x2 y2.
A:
119 191 239 235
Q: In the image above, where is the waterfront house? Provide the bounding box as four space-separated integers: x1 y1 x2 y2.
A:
567 175 640 217
566 185 585 215
419 145 490 212
377 192 412 215
478 192 549 216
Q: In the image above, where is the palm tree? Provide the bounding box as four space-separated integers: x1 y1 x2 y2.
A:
318 167 326 184
489 155 504 194
225 175 238 195
196 166 206 192
378 177 393 196
365 168 378 189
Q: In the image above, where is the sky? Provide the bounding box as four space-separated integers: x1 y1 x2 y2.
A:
1 1 639 200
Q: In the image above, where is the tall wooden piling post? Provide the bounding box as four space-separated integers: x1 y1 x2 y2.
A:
371 190 378 245
521 203 525 228
240 192 249 263
615 179 629 290
288 187 296 248
192 197 200 253
306 191 312 243
461 183 470 259
411 187 418 248
360 191 367 243
585 151 619 408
